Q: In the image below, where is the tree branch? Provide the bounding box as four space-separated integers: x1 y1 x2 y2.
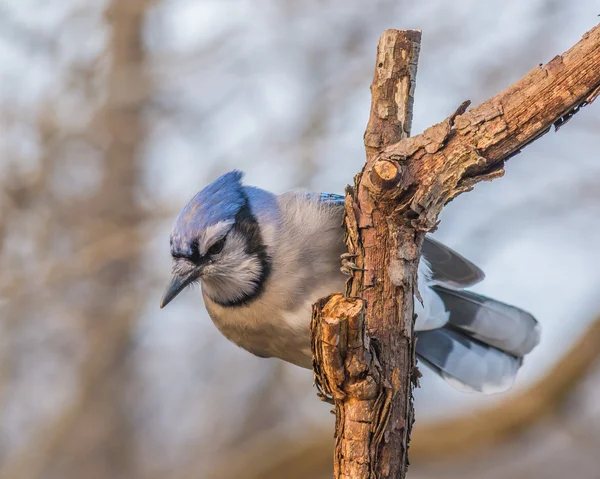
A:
312 22 600 479
312 29 421 479
372 24 600 228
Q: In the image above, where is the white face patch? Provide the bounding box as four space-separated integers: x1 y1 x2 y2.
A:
199 229 265 306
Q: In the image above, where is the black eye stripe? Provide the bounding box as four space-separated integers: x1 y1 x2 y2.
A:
189 239 201 262
171 235 227 262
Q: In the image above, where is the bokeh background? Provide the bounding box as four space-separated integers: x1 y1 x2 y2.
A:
1 1 600 478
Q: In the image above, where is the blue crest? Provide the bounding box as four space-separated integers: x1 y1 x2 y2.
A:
171 170 246 256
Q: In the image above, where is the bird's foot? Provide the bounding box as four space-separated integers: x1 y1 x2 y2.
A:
340 253 365 276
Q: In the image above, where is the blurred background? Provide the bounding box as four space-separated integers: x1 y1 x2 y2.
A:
1 1 600 478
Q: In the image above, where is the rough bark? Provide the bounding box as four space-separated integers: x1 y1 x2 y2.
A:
312 23 600 479
371 25 600 229
312 30 421 479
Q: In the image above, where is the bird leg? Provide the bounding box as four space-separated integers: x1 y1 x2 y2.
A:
340 253 365 276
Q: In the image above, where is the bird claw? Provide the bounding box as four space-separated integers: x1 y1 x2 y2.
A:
341 266 352 276
340 253 365 275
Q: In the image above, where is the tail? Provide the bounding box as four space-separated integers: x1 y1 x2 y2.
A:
416 285 540 394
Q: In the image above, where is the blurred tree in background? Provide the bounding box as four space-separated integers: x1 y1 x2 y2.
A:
1 1 599 478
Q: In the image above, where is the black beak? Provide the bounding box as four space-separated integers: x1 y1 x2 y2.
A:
160 273 196 309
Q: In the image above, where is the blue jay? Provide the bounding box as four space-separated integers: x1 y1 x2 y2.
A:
161 171 540 394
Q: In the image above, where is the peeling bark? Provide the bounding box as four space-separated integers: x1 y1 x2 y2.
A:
375 25 600 230
312 30 421 479
312 23 600 479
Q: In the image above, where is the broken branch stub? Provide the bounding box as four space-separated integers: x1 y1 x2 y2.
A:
312 21 600 479
376 25 600 229
312 29 422 479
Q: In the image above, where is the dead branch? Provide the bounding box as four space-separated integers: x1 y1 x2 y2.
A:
312 23 600 478
312 29 421 479
370 25 600 230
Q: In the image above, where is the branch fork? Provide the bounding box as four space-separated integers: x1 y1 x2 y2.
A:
311 23 600 479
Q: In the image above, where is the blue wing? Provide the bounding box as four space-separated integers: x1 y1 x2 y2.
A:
317 193 345 206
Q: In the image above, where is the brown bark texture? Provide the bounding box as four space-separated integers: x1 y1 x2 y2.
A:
312 29 422 479
312 23 600 479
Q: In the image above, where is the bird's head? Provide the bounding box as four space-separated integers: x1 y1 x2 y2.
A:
160 170 273 309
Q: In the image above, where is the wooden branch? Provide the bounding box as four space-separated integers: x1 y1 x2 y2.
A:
371 24 600 228
312 22 600 479
312 29 421 479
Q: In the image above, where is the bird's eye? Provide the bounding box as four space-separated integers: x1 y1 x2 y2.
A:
207 237 226 256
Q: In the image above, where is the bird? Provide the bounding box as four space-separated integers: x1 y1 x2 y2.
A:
160 170 540 394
